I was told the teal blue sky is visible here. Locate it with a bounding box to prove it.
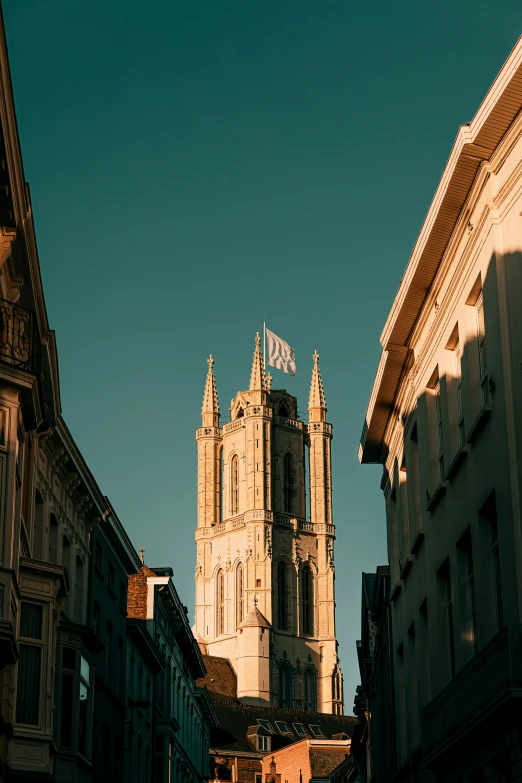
[4,0,522,710]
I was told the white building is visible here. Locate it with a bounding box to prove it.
[194,337,343,715]
[359,35,522,783]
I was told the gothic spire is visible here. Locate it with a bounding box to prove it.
[249,332,267,393]
[308,350,327,422]
[201,354,220,427]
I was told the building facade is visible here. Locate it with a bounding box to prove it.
[127,563,216,782]
[194,339,343,715]
[359,35,522,783]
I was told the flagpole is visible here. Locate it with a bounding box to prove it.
[263,320,266,362]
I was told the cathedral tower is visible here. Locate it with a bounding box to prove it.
[194,336,343,714]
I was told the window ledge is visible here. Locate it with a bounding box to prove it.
[411,529,424,556]
[426,482,448,512]
[400,556,413,582]
[466,405,492,445]
[390,580,403,603]
[444,445,469,482]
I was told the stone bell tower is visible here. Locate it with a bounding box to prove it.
[194,335,343,714]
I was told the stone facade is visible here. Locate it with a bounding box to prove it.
[195,339,342,715]
[359,34,522,783]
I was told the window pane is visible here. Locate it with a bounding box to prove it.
[60,672,74,748]
[80,655,90,685]
[63,646,76,670]
[16,644,41,725]
[20,603,43,639]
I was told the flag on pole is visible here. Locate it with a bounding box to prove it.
[266,328,296,375]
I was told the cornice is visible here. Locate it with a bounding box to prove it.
[361,41,522,463]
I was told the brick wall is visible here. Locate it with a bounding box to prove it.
[262,740,311,783]
[127,565,155,619]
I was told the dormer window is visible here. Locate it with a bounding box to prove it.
[257,734,270,751]
[279,403,289,418]
[237,407,244,419]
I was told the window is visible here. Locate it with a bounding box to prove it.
[278,663,293,709]
[78,655,91,757]
[301,565,313,636]
[476,293,489,406]
[277,560,289,631]
[275,721,292,734]
[119,582,126,611]
[439,560,455,678]
[236,563,244,627]
[481,492,503,631]
[304,668,317,712]
[60,646,76,748]
[435,383,444,482]
[49,513,59,564]
[95,542,103,572]
[108,563,115,593]
[257,734,270,751]
[309,724,324,737]
[231,455,239,515]
[92,602,100,637]
[293,723,308,737]
[283,453,294,514]
[255,776,263,783]
[216,569,225,635]
[105,621,113,679]
[459,530,477,655]
[257,719,273,733]
[455,342,465,447]
[16,603,43,725]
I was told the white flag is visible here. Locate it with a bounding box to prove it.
[266,328,296,375]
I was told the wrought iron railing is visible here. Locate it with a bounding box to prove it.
[0,298,40,374]
[422,624,522,754]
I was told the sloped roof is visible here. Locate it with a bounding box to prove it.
[309,745,351,777]
[239,607,271,629]
[210,701,356,754]
[196,656,238,703]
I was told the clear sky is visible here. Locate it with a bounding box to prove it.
[4,0,522,711]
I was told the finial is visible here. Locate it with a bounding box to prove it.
[201,354,220,424]
[249,333,267,393]
[139,546,145,565]
[266,372,272,391]
[308,349,327,421]
[253,595,259,608]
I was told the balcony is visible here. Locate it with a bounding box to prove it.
[421,624,522,766]
[0,298,40,375]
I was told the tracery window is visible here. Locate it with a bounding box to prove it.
[236,563,244,627]
[216,569,225,636]
[301,565,313,636]
[231,455,239,515]
[304,668,317,712]
[278,663,293,709]
[283,453,294,514]
[277,560,289,631]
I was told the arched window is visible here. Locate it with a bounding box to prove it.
[236,407,244,419]
[304,669,317,712]
[231,455,239,515]
[301,565,313,636]
[277,561,289,631]
[278,663,293,709]
[331,665,341,702]
[279,403,289,418]
[216,569,225,635]
[283,453,294,514]
[236,564,244,627]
